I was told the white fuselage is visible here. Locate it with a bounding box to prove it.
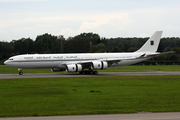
[4,52,151,69]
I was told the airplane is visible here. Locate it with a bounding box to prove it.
[4,31,174,75]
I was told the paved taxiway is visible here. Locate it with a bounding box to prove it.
[0,112,180,120]
[0,71,180,79]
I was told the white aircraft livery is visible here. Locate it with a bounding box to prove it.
[4,31,173,75]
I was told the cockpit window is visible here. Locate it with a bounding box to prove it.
[9,58,13,60]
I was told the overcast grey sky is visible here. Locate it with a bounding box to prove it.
[0,0,180,41]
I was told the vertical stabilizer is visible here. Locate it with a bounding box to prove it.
[135,31,163,53]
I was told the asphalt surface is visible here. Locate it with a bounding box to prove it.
[0,71,180,79]
[0,112,180,120]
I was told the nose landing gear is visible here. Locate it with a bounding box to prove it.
[18,68,23,75]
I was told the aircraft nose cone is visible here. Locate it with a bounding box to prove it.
[4,60,8,65]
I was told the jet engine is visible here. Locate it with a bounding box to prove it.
[92,61,108,70]
[66,64,83,72]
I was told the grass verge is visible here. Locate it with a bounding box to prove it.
[0,76,180,117]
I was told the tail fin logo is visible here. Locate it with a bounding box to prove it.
[150,41,154,45]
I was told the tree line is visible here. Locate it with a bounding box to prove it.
[0,32,180,65]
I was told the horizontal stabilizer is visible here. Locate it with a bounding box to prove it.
[146,51,175,58]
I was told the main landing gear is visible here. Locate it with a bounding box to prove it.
[79,70,98,75]
[18,68,23,75]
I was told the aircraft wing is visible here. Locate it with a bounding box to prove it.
[61,57,136,68]
[62,51,175,67]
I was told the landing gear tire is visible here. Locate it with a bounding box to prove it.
[18,68,23,75]
[79,71,98,75]
[93,71,98,75]
[19,71,23,75]
[90,71,93,74]
[79,71,84,74]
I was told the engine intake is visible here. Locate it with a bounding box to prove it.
[66,64,83,72]
[92,61,108,70]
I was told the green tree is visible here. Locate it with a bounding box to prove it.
[92,43,107,53]
[35,33,57,53]
[111,42,125,52]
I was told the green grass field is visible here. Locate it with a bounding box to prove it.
[1,65,180,74]
[0,76,180,117]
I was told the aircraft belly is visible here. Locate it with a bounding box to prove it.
[15,61,59,69]
[6,62,22,68]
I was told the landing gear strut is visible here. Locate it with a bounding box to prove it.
[79,70,98,75]
[18,68,23,75]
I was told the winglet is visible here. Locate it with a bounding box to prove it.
[135,31,163,53]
